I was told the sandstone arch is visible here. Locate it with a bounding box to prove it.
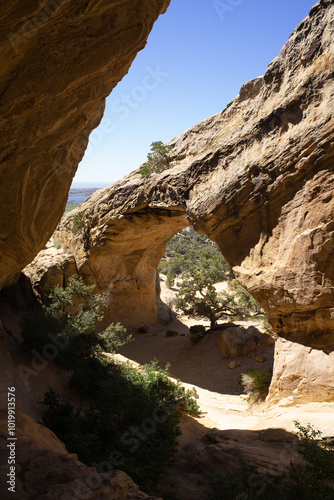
[2,0,334,355]
[2,1,334,497]
[34,0,334,356]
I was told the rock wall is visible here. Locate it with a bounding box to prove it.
[44,0,334,354]
[1,1,170,497]
[0,0,170,290]
[267,338,334,405]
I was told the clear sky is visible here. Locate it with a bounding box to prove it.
[72,0,317,187]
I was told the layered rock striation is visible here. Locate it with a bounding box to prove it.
[0,0,170,290]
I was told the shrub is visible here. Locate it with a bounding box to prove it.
[207,422,334,499]
[288,421,334,499]
[42,360,199,493]
[20,275,132,368]
[21,275,200,493]
[71,211,86,233]
[241,367,272,403]
[208,459,282,500]
[140,141,172,177]
[165,270,175,289]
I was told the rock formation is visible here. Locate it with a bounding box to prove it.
[0,0,170,290]
[0,1,170,498]
[1,0,334,494]
[267,338,334,405]
[23,0,334,405]
[40,0,334,356]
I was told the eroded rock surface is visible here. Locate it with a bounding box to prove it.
[39,0,334,354]
[0,0,170,290]
[268,338,334,405]
[1,1,171,497]
[0,410,161,499]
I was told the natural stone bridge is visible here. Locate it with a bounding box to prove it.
[29,0,334,356]
[1,1,334,497]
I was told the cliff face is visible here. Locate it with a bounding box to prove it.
[1,2,170,498]
[47,0,334,353]
[0,0,170,290]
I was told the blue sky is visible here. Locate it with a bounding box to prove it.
[73,0,317,187]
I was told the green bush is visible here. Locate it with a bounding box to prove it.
[21,275,200,493]
[208,459,282,500]
[288,421,334,499]
[20,309,65,351]
[206,422,334,500]
[42,360,199,492]
[20,275,132,368]
[71,211,86,233]
[140,141,172,177]
[241,367,272,403]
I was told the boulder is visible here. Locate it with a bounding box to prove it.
[217,327,257,359]
[267,338,334,404]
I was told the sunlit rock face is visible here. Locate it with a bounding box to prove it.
[41,1,334,354]
[0,0,170,290]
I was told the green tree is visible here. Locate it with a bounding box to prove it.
[20,274,132,366]
[21,275,200,493]
[71,211,86,233]
[140,141,172,177]
[165,270,175,289]
[176,268,263,328]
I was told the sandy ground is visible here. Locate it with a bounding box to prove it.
[118,275,334,498]
[1,274,334,500]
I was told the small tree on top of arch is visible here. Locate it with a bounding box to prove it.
[140,141,172,177]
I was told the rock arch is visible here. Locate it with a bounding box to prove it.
[18,2,334,418]
[3,1,334,355]
[45,0,334,353]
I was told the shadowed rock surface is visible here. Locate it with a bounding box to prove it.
[1,1,170,498]
[0,410,161,499]
[0,0,170,290]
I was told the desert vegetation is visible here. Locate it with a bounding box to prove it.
[20,276,199,493]
[207,422,334,500]
[140,141,172,177]
[159,229,269,330]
